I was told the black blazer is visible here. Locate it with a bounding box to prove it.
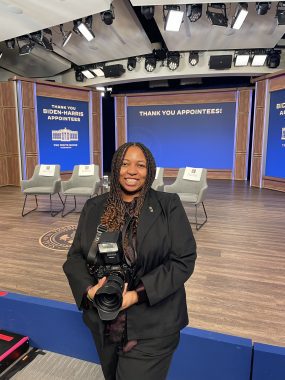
[63,189,196,342]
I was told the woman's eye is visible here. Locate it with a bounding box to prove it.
[122,162,128,167]
[138,164,146,168]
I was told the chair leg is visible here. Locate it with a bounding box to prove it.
[50,193,64,217]
[195,202,208,230]
[22,195,38,217]
[61,195,76,217]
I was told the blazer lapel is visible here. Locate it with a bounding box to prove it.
[137,189,161,249]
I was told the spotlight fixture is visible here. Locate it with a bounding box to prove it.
[256,2,271,15]
[266,49,281,68]
[127,57,137,71]
[0,51,3,59]
[251,50,267,66]
[206,3,228,27]
[276,2,285,25]
[163,5,184,32]
[90,66,105,77]
[81,68,95,79]
[5,39,15,49]
[145,54,157,72]
[234,51,250,66]
[103,64,125,78]
[186,4,203,22]
[19,40,35,56]
[167,52,180,71]
[75,70,84,82]
[232,3,248,29]
[73,16,95,41]
[141,6,155,20]
[189,51,199,66]
[101,4,115,25]
[31,29,53,51]
[60,24,72,47]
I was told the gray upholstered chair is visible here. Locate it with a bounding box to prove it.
[21,164,63,217]
[151,167,165,191]
[164,168,208,230]
[61,164,100,216]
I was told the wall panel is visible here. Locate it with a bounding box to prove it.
[0,81,20,186]
[117,89,251,180]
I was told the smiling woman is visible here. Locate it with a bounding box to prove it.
[63,142,197,380]
[119,146,147,202]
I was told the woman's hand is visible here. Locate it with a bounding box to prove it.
[120,283,138,310]
[87,277,107,300]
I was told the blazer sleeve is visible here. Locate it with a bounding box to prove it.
[62,202,96,309]
[140,193,197,306]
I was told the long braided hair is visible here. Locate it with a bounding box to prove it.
[100,142,156,234]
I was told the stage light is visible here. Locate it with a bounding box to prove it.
[266,50,281,68]
[256,2,271,15]
[101,5,115,25]
[33,29,53,51]
[167,52,180,71]
[145,54,157,72]
[60,24,72,47]
[232,3,248,29]
[127,57,137,71]
[276,2,285,25]
[163,5,184,32]
[81,69,95,79]
[251,50,267,66]
[234,51,250,66]
[73,16,95,41]
[206,3,228,27]
[186,4,202,22]
[189,51,199,66]
[141,6,155,20]
[90,67,105,77]
[75,70,84,82]
[19,40,35,56]
[5,39,15,49]
[96,86,105,91]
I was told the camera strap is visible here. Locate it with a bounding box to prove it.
[87,224,107,265]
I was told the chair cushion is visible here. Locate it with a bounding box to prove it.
[63,187,93,196]
[24,187,56,194]
[177,193,198,203]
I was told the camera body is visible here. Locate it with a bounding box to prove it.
[88,230,134,321]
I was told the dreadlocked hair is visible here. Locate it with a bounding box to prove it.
[100,142,156,233]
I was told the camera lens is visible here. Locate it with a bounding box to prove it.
[94,273,124,320]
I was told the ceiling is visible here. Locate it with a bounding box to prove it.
[0,0,284,88]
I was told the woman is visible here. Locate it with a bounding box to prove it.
[63,142,196,380]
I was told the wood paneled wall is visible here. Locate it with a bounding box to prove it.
[14,78,102,179]
[251,81,267,188]
[0,82,20,186]
[115,89,252,180]
[251,72,285,192]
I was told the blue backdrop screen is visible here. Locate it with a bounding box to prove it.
[265,90,285,178]
[127,103,237,169]
[37,97,90,171]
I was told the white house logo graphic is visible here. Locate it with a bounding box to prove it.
[282,127,285,140]
[52,128,78,142]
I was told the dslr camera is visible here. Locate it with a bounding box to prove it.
[87,230,134,321]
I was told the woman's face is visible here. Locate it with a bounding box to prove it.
[119,146,147,201]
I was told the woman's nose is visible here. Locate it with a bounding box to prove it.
[127,164,138,174]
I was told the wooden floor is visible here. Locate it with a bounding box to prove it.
[1,181,285,347]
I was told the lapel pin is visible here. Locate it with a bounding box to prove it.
[149,206,153,213]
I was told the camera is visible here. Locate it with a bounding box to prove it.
[88,230,134,321]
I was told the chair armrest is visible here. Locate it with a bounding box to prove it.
[164,183,180,193]
[53,179,62,193]
[21,179,35,191]
[61,180,73,192]
[92,179,101,195]
[196,185,208,204]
